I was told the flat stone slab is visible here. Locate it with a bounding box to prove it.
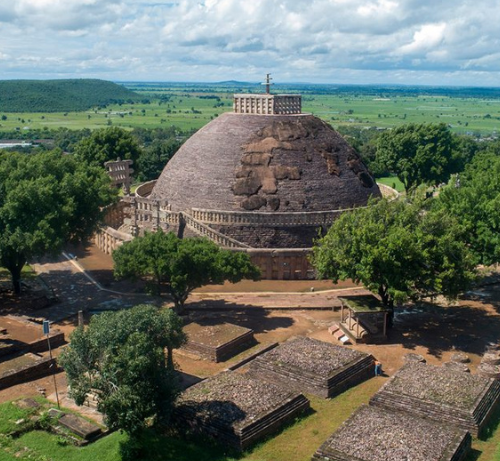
[312,405,471,461]
[58,413,102,440]
[15,398,41,410]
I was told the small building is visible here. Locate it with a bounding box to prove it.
[338,295,390,344]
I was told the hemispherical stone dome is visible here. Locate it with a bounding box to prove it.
[151,112,380,214]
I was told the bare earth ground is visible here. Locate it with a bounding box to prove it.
[1,243,500,417]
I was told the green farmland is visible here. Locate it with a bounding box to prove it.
[1,82,500,136]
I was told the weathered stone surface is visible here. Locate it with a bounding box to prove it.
[443,361,470,373]
[370,362,500,436]
[240,196,267,211]
[241,153,273,166]
[312,405,471,461]
[176,371,309,450]
[404,352,426,363]
[233,176,262,196]
[182,322,256,362]
[267,197,280,211]
[58,413,102,440]
[151,113,380,214]
[451,352,470,364]
[249,336,373,398]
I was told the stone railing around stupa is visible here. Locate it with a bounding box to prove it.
[189,208,350,228]
[182,212,252,249]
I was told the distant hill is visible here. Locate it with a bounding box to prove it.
[0,79,139,112]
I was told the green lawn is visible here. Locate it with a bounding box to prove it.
[376,175,405,193]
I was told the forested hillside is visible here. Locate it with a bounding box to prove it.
[0,79,139,112]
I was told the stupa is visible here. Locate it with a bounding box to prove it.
[96,76,385,279]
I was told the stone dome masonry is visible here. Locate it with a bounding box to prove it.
[96,81,386,279]
[151,112,379,214]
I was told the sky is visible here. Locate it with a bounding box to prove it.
[1,0,500,86]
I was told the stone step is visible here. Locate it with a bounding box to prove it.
[328,324,340,335]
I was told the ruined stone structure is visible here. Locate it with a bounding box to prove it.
[104,158,134,195]
[312,405,471,461]
[369,362,500,436]
[182,322,256,362]
[248,336,374,398]
[96,84,391,279]
[176,370,310,450]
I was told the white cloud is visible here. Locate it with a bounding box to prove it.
[0,0,500,85]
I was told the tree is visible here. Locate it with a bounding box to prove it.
[0,150,116,293]
[59,305,186,435]
[312,197,475,311]
[136,138,181,182]
[73,126,142,168]
[434,150,500,265]
[376,123,462,193]
[113,231,260,312]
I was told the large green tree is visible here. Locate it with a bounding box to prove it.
[73,127,142,168]
[59,305,186,435]
[0,150,116,293]
[136,138,181,182]
[312,198,475,310]
[434,150,500,265]
[113,231,260,312]
[376,123,462,193]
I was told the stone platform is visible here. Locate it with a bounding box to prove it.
[182,322,255,362]
[248,336,374,398]
[312,405,471,461]
[369,362,500,436]
[175,370,309,450]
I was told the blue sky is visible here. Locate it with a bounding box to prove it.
[1,0,500,86]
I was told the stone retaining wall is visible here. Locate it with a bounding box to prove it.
[0,356,59,390]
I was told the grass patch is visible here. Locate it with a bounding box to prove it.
[376,175,405,193]
[0,402,37,434]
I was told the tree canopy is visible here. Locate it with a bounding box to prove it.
[434,149,500,265]
[113,231,260,311]
[0,150,116,293]
[136,138,181,182]
[312,197,476,309]
[59,305,185,435]
[73,127,143,169]
[0,79,138,112]
[376,123,462,193]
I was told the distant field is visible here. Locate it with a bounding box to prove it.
[1,83,500,135]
